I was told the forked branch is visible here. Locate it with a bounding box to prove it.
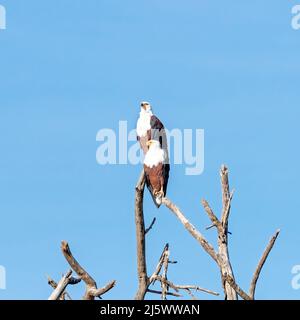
[61,241,116,300]
[148,244,219,299]
[48,270,80,300]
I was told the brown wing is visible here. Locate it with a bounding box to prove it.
[150,115,169,165]
[150,115,164,147]
[144,162,169,208]
[162,163,170,196]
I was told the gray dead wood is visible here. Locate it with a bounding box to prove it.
[162,165,280,300]
[249,229,280,299]
[61,241,116,300]
[47,275,74,300]
[48,270,74,300]
[134,170,149,300]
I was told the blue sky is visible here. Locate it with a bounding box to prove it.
[0,0,299,300]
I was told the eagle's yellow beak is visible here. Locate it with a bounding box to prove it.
[146,140,153,148]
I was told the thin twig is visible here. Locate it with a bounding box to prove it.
[202,199,222,232]
[147,289,182,298]
[161,246,170,300]
[206,224,217,230]
[149,244,169,285]
[176,285,219,296]
[145,218,157,235]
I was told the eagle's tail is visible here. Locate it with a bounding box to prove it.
[147,187,162,208]
[155,194,163,208]
[149,190,161,208]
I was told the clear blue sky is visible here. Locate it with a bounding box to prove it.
[0,1,299,300]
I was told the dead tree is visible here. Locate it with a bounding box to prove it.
[161,165,280,300]
[134,171,218,300]
[48,241,116,300]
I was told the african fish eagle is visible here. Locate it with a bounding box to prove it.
[136,101,169,164]
[144,140,170,208]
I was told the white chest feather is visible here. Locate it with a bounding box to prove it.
[144,146,165,168]
[136,110,152,137]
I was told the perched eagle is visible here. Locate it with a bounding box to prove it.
[144,140,170,208]
[136,102,169,164]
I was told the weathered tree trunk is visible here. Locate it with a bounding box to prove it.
[134,171,149,300]
[218,165,238,300]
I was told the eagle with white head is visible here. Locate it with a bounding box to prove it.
[136,101,169,161]
[144,140,169,207]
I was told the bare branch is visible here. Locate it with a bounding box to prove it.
[147,289,182,298]
[176,285,219,296]
[205,224,217,230]
[249,229,280,299]
[61,241,116,300]
[162,197,219,263]
[153,275,219,298]
[161,246,170,300]
[88,280,116,299]
[48,270,73,300]
[220,165,230,210]
[221,190,234,229]
[61,241,96,288]
[220,165,234,228]
[47,275,74,300]
[202,199,222,232]
[47,276,58,290]
[149,244,169,284]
